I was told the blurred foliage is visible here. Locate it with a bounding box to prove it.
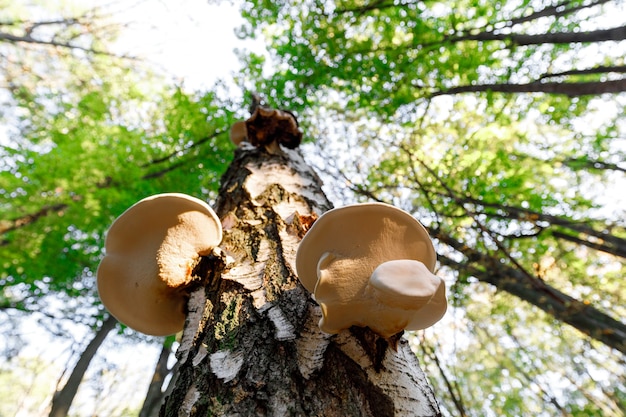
[232,0,626,415]
[0,354,60,417]
[0,5,237,315]
[0,2,238,414]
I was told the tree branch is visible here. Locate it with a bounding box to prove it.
[430,79,626,98]
[551,230,626,258]
[436,236,626,354]
[0,30,119,57]
[334,0,414,15]
[351,144,626,351]
[419,341,469,417]
[140,129,228,167]
[0,11,136,59]
[0,203,68,238]
[491,0,610,31]
[562,156,626,173]
[141,160,189,180]
[458,196,626,258]
[538,65,626,81]
[448,24,626,46]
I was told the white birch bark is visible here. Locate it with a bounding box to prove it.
[160,141,441,417]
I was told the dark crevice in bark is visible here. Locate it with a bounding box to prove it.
[350,326,404,372]
[310,343,396,417]
[190,252,225,293]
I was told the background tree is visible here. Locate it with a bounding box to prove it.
[49,315,117,417]
[139,336,179,417]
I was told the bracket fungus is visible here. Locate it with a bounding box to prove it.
[97,193,222,336]
[229,107,302,150]
[295,203,447,338]
[229,121,248,146]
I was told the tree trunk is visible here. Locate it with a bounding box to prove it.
[160,141,441,416]
[48,315,117,417]
[139,338,175,417]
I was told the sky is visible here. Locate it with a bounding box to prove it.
[0,0,257,147]
[103,0,261,89]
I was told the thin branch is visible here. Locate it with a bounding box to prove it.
[474,325,569,416]
[430,79,626,98]
[493,0,610,31]
[0,10,137,60]
[401,146,444,229]
[334,0,414,15]
[0,31,124,57]
[537,65,626,81]
[1,203,68,238]
[551,230,626,257]
[141,128,228,167]
[562,156,626,173]
[141,160,189,180]
[447,24,626,46]
[419,341,469,417]
[457,195,626,258]
[391,143,626,258]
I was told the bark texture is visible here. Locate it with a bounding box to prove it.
[160,142,441,416]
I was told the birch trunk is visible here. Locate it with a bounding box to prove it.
[160,140,441,416]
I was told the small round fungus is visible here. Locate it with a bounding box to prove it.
[230,121,248,146]
[295,203,446,338]
[97,193,222,336]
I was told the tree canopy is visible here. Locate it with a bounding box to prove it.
[233,0,625,414]
[1,0,625,416]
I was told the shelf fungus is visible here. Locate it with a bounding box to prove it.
[295,203,447,338]
[97,193,223,336]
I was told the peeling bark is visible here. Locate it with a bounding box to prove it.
[160,142,441,416]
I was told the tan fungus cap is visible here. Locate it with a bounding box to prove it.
[97,193,222,336]
[229,121,248,146]
[296,203,446,337]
